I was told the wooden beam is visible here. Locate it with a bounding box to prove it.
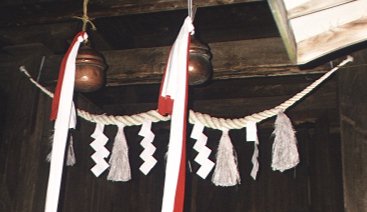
[0,0,262,27]
[40,37,330,86]
[338,49,367,211]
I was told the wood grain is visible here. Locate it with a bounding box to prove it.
[0,0,262,27]
[40,38,329,86]
[338,48,367,212]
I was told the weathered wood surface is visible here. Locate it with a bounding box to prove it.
[0,52,52,212]
[0,0,262,27]
[0,2,278,54]
[297,17,367,64]
[338,49,367,211]
[309,115,344,211]
[40,38,330,86]
[283,0,354,19]
[269,0,367,64]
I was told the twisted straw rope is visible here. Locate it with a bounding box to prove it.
[73,0,96,32]
[19,56,352,130]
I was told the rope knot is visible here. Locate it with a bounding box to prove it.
[73,15,97,32]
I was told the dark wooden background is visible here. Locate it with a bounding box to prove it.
[0,57,345,212]
[1,0,367,211]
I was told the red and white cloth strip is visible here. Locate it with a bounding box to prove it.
[45,31,88,212]
[158,16,194,212]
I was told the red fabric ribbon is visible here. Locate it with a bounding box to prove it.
[50,31,86,121]
[157,16,193,212]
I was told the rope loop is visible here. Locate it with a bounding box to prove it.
[19,56,353,130]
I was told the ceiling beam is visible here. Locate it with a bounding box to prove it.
[39,37,330,86]
[0,0,263,27]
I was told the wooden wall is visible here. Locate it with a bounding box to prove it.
[0,56,345,211]
[339,49,367,212]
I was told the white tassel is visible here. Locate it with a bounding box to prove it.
[47,102,77,165]
[211,129,241,186]
[46,133,54,162]
[107,123,131,182]
[46,132,76,167]
[66,134,76,166]
[272,113,299,172]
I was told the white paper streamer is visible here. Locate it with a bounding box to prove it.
[90,123,110,177]
[246,121,259,180]
[211,129,241,186]
[138,121,157,175]
[107,123,131,181]
[190,122,214,179]
[272,113,299,172]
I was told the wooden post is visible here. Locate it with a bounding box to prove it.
[338,49,367,211]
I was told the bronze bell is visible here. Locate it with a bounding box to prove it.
[75,44,107,92]
[188,36,212,85]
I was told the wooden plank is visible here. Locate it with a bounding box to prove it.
[268,0,367,64]
[0,0,262,27]
[40,37,330,87]
[308,115,344,211]
[338,49,367,212]
[0,2,278,52]
[283,0,355,19]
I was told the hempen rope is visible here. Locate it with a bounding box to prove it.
[19,56,353,130]
[73,0,96,32]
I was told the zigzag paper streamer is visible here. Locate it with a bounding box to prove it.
[138,121,157,175]
[90,123,110,177]
[190,123,214,179]
[246,121,259,180]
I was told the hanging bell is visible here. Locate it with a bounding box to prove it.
[188,36,212,86]
[75,44,107,92]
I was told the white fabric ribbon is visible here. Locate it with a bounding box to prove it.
[159,16,194,212]
[44,32,87,212]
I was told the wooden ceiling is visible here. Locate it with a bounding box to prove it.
[0,0,339,126]
[0,0,277,53]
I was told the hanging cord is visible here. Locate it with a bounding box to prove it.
[188,0,193,19]
[73,0,96,32]
[188,0,198,21]
[19,56,353,130]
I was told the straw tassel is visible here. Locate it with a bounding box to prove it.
[107,123,131,181]
[211,129,240,186]
[65,134,76,166]
[272,113,299,172]
[46,103,77,166]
